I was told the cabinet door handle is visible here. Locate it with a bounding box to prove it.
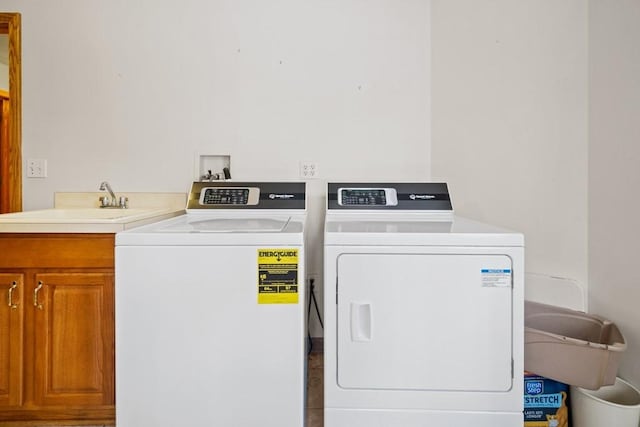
[34,281,44,310]
[7,281,18,309]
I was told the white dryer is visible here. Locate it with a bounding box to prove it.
[324,182,524,427]
[115,181,307,427]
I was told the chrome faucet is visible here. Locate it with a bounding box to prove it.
[99,181,128,208]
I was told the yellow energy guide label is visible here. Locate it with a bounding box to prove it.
[258,248,299,304]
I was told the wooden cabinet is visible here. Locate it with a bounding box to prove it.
[0,234,115,425]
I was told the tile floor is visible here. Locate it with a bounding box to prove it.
[29,351,325,427]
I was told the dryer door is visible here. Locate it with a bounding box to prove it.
[337,253,514,392]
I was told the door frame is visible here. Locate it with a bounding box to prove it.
[0,13,21,213]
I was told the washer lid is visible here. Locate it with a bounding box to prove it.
[115,213,305,246]
[161,217,290,233]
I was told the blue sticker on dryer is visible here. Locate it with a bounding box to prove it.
[481,269,512,287]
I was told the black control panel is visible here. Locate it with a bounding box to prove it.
[202,188,249,205]
[340,189,387,206]
[187,182,306,210]
[327,182,453,211]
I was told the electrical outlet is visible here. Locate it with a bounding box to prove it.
[27,159,47,178]
[299,161,318,179]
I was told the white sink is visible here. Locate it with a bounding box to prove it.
[0,208,169,222]
[0,207,183,233]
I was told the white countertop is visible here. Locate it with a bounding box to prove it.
[0,192,186,233]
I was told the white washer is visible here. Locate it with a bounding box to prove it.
[115,181,307,427]
[324,182,524,427]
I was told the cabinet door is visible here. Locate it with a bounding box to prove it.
[0,273,24,407]
[32,273,114,406]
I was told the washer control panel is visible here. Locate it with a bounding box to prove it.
[187,182,306,210]
[199,187,260,206]
[338,188,398,206]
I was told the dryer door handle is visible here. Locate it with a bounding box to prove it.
[350,302,372,342]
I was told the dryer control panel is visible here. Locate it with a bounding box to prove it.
[328,182,453,211]
[338,188,398,206]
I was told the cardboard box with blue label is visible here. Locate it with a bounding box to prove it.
[524,372,570,427]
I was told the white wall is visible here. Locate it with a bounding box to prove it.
[589,0,640,387]
[431,0,589,286]
[3,0,431,336]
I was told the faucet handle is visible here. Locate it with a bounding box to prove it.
[100,196,111,207]
[119,196,129,208]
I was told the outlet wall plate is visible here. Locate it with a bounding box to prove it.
[299,161,318,179]
[27,159,47,178]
